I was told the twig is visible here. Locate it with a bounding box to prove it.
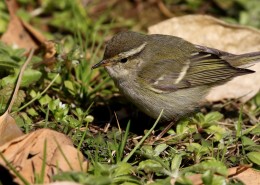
[114,111,121,133]
[7,49,34,113]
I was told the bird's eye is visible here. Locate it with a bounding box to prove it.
[120,58,128,63]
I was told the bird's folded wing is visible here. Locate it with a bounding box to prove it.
[138,52,253,93]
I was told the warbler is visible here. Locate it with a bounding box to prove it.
[92,31,260,122]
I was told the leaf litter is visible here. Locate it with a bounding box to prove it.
[0,47,88,184]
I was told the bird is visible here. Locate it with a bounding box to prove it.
[92,31,260,123]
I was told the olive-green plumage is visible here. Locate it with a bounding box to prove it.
[92,31,260,121]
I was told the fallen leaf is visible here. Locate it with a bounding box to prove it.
[228,166,260,185]
[32,40,58,70]
[177,166,260,185]
[1,0,46,51]
[0,112,23,146]
[148,15,260,102]
[0,48,83,184]
[21,19,46,44]
[1,0,37,50]
[0,128,89,184]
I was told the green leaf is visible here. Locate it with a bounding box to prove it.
[176,119,190,135]
[204,112,223,124]
[148,177,171,185]
[247,152,260,165]
[205,125,227,141]
[113,162,133,177]
[83,175,112,185]
[0,68,42,87]
[140,145,155,156]
[0,74,17,87]
[182,160,228,176]
[29,90,37,98]
[64,80,75,95]
[171,155,182,177]
[39,95,52,106]
[241,136,256,146]
[138,159,163,173]
[202,170,213,184]
[210,175,226,185]
[250,125,260,135]
[193,112,223,128]
[67,116,80,128]
[242,124,260,135]
[175,176,193,185]
[202,170,229,185]
[21,69,42,86]
[244,145,260,152]
[154,144,168,156]
[27,108,39,116]
[48,73,62,84]
[186,143,209,154]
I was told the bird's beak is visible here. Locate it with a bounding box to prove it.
[91,59,111,69]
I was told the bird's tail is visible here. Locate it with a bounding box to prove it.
[224,51,260,68]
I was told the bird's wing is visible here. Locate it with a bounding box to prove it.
[194,45,233,57]
[196,44,260,68]
[138,51,254,93]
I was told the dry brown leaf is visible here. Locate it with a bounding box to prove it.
[186,173,203,185]
[173,166,260,185]
[21,19,46,44]
[0,129,89,184]
[0,112,23,146]
[43,41,57,59]
[32,40,58,70]
[228,166,260,185]
[1,0,46,51]
[148,15,260,102]
[1,0,37,50]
